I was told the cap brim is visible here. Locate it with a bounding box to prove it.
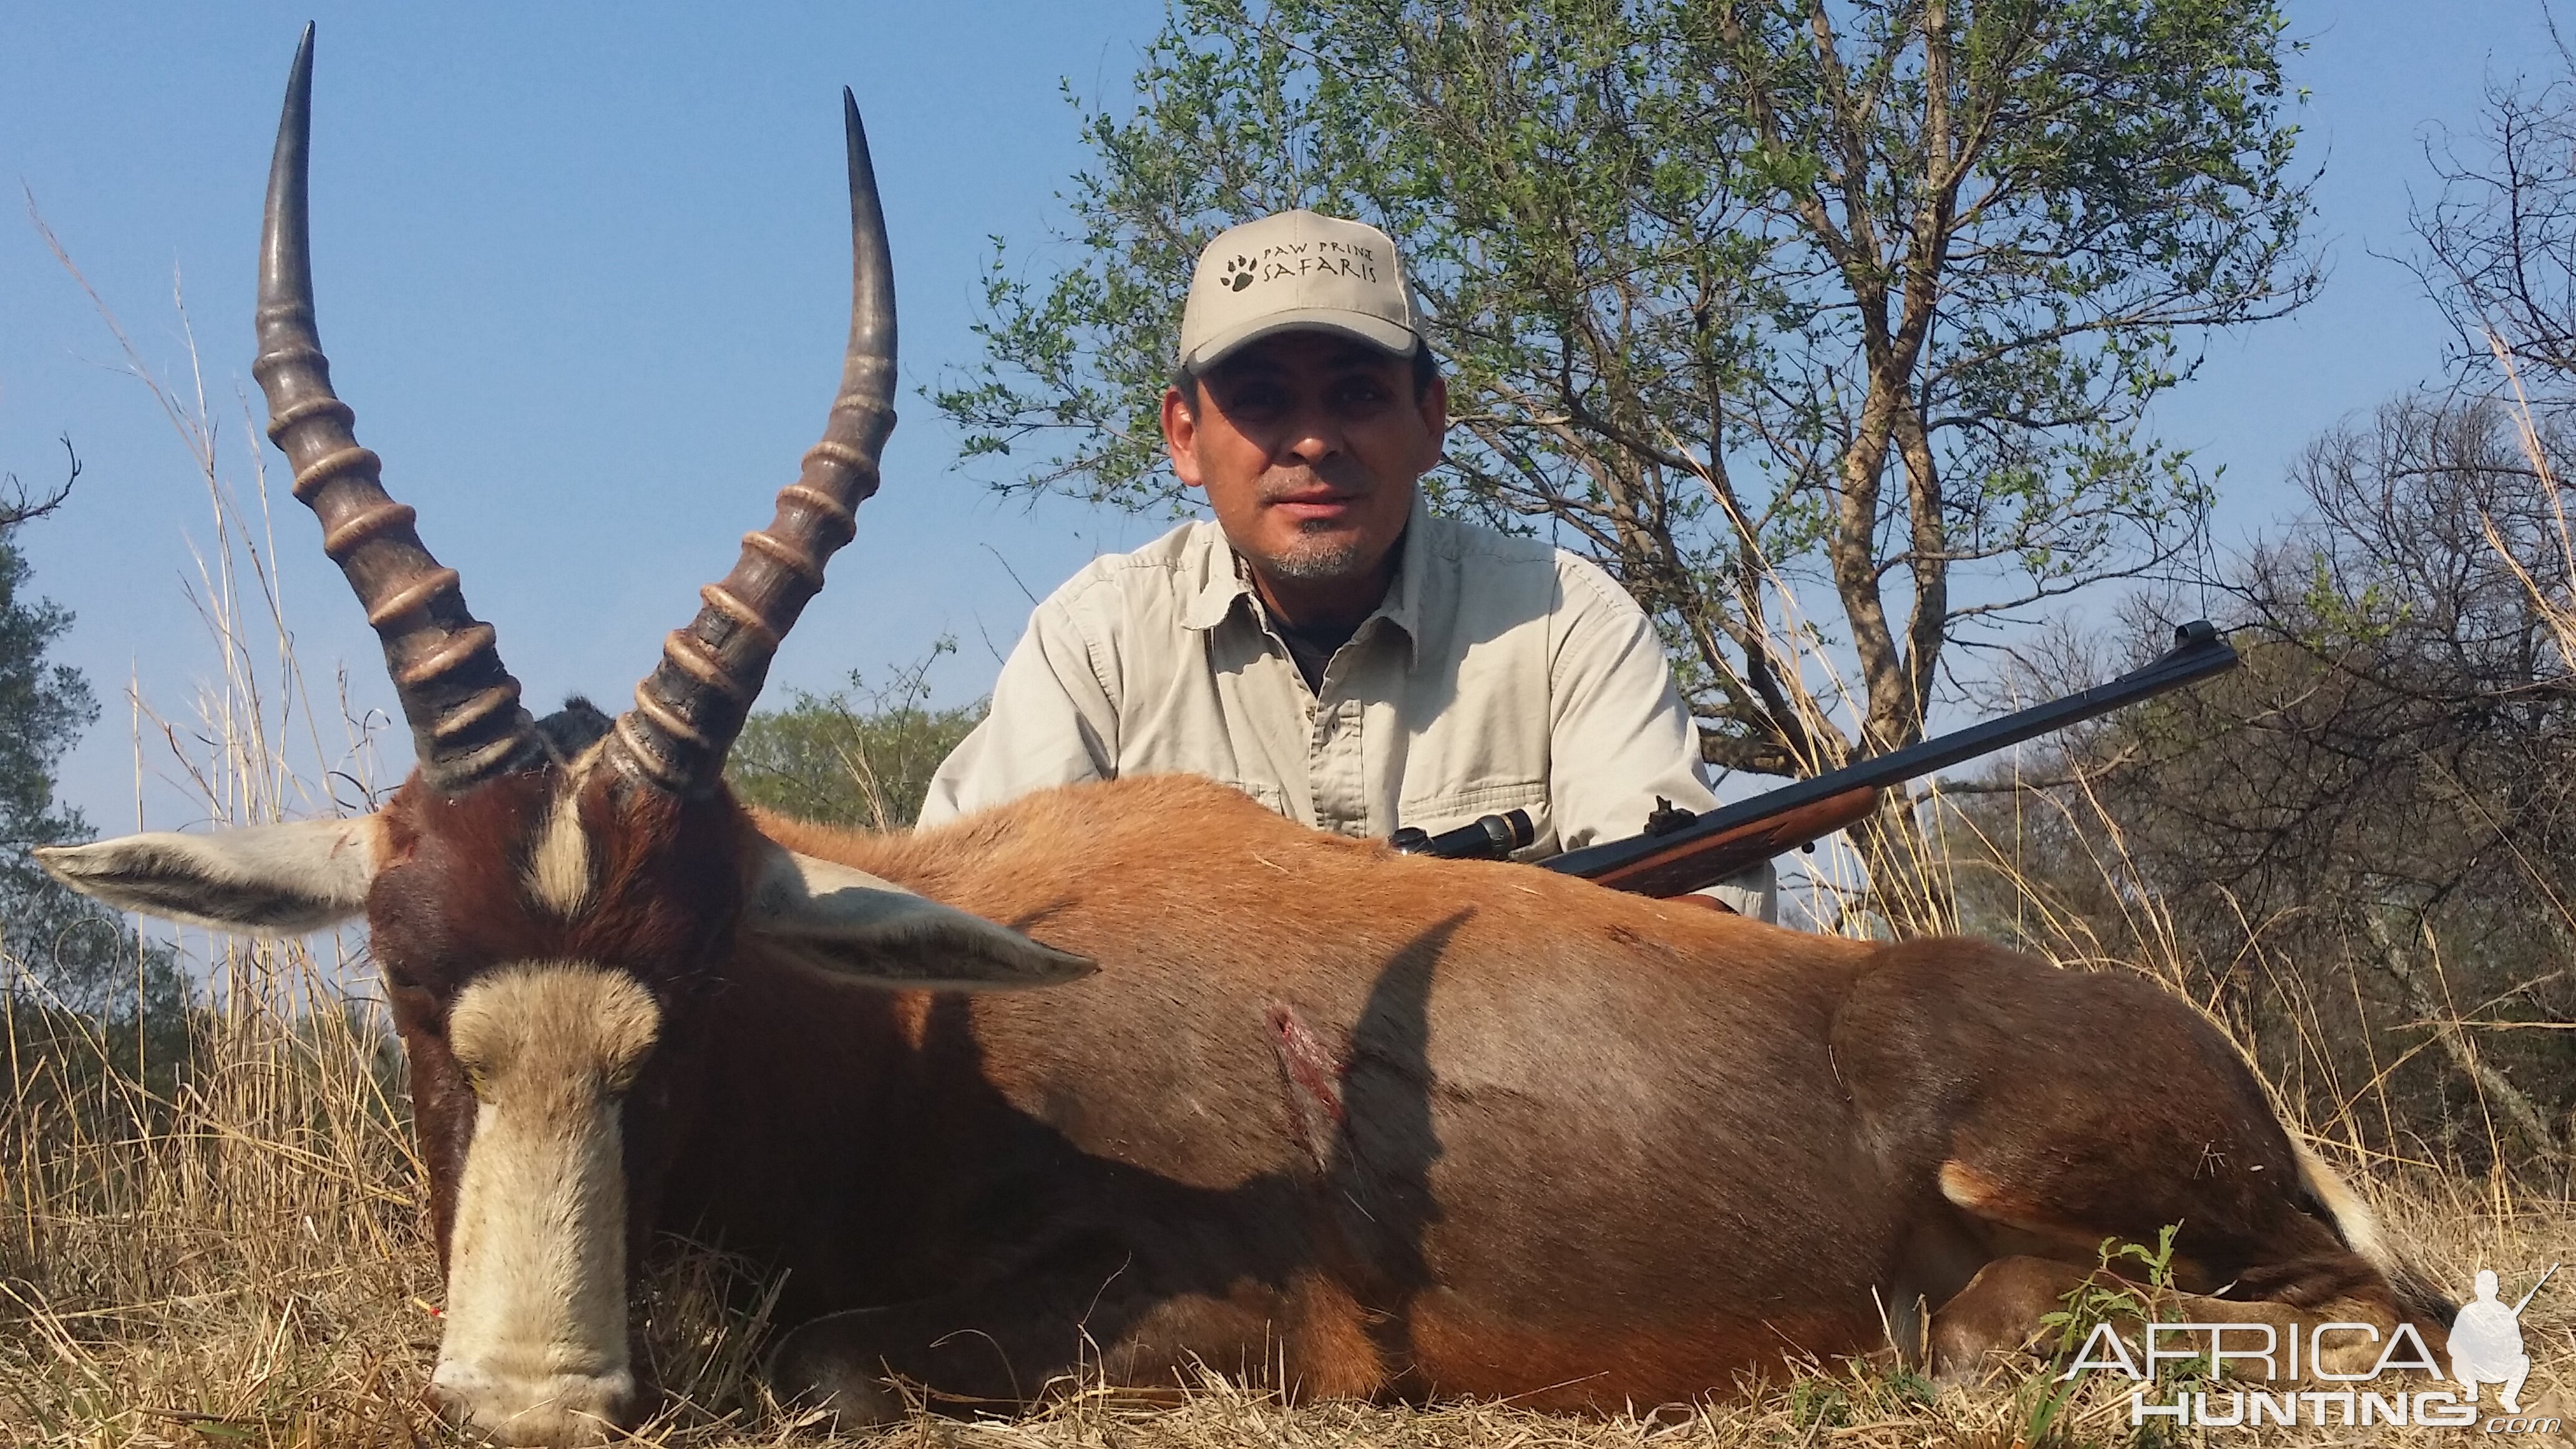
[1183,308,1420,371]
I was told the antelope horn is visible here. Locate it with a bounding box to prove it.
[605,89,896,797]
[254,26,542,792]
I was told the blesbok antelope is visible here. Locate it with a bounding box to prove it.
[41,30,2449,1447]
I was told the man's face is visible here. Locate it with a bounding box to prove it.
[1162,330,1445,608]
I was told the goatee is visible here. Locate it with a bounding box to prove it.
[1259,529,1372,582]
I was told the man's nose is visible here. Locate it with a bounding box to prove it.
[1278,403,1344,465]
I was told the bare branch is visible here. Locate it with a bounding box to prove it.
[0,436,81,533]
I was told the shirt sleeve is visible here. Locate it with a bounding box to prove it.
[916,582,1122,829]
[1544,554,1720,852]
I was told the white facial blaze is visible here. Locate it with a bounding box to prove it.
[524,788,595,917]
[431,964,658,1445]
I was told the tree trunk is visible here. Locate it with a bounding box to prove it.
[2358,907,2569,1171]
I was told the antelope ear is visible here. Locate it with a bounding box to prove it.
[745,839,1094,991]
[34,817,379,935]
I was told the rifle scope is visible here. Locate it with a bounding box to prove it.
[1390,809,1536,861]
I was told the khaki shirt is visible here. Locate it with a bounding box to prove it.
[920,494,1774,915]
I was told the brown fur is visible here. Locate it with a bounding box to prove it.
[340,768,2435,1431]
[703,776,2429,1408]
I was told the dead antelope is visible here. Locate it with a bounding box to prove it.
[41,30,2451,1447]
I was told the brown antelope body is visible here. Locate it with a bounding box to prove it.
[41,32,2450,1447]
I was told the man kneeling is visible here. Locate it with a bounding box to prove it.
[920,210,1774,917]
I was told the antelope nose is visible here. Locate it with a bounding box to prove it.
[426,1360,640,1446]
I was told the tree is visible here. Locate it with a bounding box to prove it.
[2415,29,2576,393]
[726,643,985,831]
[939,0,2317,920]
[0,446,182,1054]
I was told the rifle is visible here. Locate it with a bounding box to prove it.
[1544,620,2240,896]
[1395,622,2240,894]
[2512,1262,2559,1317]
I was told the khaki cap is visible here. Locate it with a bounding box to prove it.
[1178,210,1420,370]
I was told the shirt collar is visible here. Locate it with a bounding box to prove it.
[1179,490,1430,670]
[1179,520,1257,631]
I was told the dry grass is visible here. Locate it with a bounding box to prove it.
[6,308,2575,1449]
[3,1023,2570,1449]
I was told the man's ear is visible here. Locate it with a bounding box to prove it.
[1418,371,1449,445]
[1162,385,1206,490]
[35,817,379,935]
[745,839,1094,991]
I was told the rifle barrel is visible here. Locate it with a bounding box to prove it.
[2512,1262,2559,1316]
[1545,620,2240,890]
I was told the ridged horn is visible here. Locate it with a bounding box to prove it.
[253,26,542,793]
[605,88,896,797]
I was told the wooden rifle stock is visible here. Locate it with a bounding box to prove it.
[1579,786,1880,897]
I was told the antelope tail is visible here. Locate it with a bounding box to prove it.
[2292,1141,2456,1326]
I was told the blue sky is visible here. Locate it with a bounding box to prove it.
[0,2,2564,831]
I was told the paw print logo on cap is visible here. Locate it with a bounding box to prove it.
[1222,256,1256,291]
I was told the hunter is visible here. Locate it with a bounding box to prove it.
[919,209,1775,919]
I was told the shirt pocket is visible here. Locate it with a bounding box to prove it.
[1213,775,1294,821]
